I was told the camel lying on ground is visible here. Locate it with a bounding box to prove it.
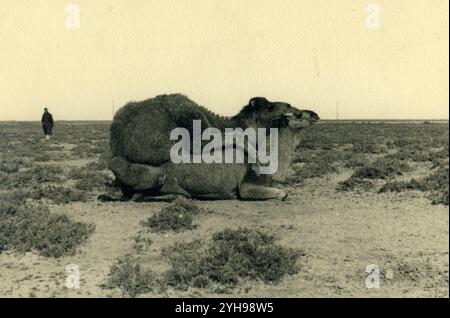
[100,94,319,201]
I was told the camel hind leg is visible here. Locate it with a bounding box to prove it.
[98,156,165,202]
[109,156,166,191]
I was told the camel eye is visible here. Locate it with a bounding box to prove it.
[294,111,303,118]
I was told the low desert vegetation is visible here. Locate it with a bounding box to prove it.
[387,147,432,162]
[0,159,22,173]
[142,197,206,232]
[289,161,336,182]
[31,165,65,183]
[351,142,388,154]
[351,158,411,180]
[162,228,302,290]
[290,122,448,206]
[379,167,449,205]
[105,255,156,297]
[71,143,106,159]
[29,184,89,204]
[68,168,111,192]
[0,164,63,186]
[288,147,345,183]
[85,155,109,171]
[336,157,411,190]
[132,231,153,253]
[336,176,374,192]
[0,190,95,257]
[105,227,302,296]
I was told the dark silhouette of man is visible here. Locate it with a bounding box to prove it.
[41,107,54,140]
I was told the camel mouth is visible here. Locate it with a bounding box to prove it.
[276,110,319,131]
[309,114,320,123]
[294,110,320,123]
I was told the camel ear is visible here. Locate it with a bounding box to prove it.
[249,97,269,110]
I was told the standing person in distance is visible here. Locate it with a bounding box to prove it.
[41,107,54,140]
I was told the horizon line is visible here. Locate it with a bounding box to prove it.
[0,118,448,122]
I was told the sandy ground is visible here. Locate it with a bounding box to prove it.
[0,170,448,298]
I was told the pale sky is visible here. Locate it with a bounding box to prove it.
[0,0,448,120]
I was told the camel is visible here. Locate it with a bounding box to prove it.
[100,94,319,201]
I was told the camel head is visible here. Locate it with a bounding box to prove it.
[237,97,319,183]
[237,97,319,131]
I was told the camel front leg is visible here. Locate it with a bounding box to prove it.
[238,183,287,201]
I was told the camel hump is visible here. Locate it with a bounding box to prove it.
[110,94,212,165]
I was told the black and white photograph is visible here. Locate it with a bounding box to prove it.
[0,0,448,302]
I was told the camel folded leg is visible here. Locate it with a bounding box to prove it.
[192,193,237,200]
[97,194,123,202]
[132,193,182,202]
[238,183,287,201]
[158,176,191,197]
[109,156,166,191]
